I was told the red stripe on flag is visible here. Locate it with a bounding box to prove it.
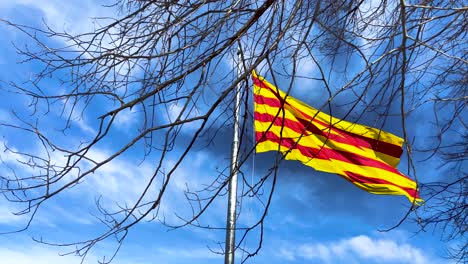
[255,111,370,148]
[256,131,413,181]
[252,76,270,89]
[345,171,420,199]
[255,112,325,137]
[254,94,403,159]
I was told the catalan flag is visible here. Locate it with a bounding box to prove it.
[252,71,422,205]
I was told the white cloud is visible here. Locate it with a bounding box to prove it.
[0,237,154,264]
[278,247,296,261]
[167,103,184,122]
[0,203,27,224]
[55,96,97,135]
[0,138,37,174]
[299,59,317,77]
[277,235,443,264]
[298,243,332,262]
[0,0,110,36]
[155,246,222,260]
[114,107,139,131]
[75,118,97,135]
[357,0,398,58]
[0,246,87,264]
[71,146,216,224]
[2,0,143,77]
[346,235,427,263]
[0,145,94,227]
[0,119,217,225]
[0,108,13,123]
[78,148,155,205]
[0,239,218,264]
[165,102,202,132]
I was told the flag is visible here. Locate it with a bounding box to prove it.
[252,71,422,205]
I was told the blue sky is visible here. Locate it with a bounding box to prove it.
[0,1,459,264]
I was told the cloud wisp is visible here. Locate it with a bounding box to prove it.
[276,235,443,264]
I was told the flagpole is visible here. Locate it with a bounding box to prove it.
[225,47,242,264]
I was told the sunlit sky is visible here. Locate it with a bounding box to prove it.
[0,1,455,264]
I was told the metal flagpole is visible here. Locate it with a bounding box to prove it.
[224,47,242,264]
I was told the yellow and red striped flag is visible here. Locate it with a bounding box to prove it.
[252,71,422,205]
